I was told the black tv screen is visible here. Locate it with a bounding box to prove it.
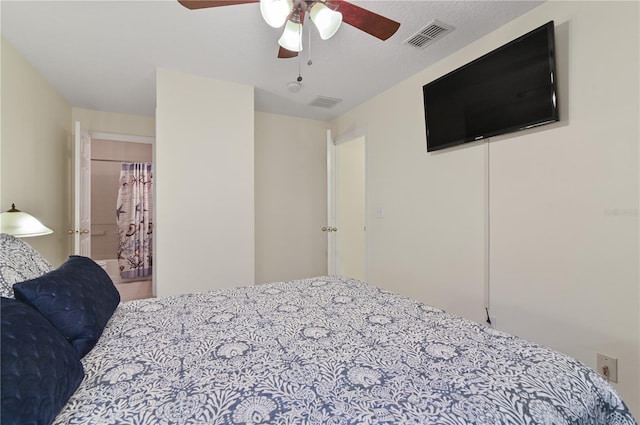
[423,21,559,152]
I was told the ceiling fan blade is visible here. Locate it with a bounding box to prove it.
[278,46,298,59]
[178,0,258,10]
[331,0,400,41]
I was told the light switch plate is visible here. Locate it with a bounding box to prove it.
[596,353,618,383]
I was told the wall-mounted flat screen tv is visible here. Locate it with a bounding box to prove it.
[423,21,559,152]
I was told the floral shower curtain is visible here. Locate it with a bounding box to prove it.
[116,162,153,279]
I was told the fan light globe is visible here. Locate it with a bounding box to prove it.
[278,20,304,52]
[260,0,292,28]
[310,2,342,40]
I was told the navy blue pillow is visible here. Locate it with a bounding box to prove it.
[1,297,84,425]
[13,256,121,358]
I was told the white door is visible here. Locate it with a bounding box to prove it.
[326,130,366,280]
[72,121,91,256]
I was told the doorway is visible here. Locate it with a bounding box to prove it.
[327,130,367,281]
[73,125,155,301]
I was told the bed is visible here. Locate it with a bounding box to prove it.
[1,233,636,425]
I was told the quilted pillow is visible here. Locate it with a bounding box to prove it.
[1,297,84,425]
[0,233,53,298]
[13,255,121,358]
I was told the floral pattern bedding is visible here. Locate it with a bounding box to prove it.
[54,276,636,425]
[0,233,52,298]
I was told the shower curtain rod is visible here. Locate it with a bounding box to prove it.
[92,159,152,164]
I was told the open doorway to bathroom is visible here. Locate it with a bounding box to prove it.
[90,136,153,301]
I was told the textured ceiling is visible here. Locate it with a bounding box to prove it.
[1,0,543,121]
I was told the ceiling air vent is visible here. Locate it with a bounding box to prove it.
[403,20,454,49]
[309,96,342,109]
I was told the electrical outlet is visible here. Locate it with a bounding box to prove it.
[596,353,618,383]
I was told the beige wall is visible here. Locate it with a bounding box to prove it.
[155,68,254,297]
[489,2,638,415]
[254,112,327,283]
[332,1,639,415]
[0,37,72,266]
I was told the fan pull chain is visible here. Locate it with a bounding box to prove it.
[297,22,303,82]
[308,26,313,66]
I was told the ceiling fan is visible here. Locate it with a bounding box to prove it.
[178,0,401,58]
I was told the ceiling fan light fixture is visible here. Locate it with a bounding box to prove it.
[278,19,304,52]
[260,0,292,28]
[310,2,342,40]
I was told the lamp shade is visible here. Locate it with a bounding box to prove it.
[310,2,342,40]
[0,204,53,237]
[278,19,304,52]
[260,0,292,28]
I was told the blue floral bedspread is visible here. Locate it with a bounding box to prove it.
[54,276,636,424]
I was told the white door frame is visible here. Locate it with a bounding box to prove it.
[327,128,368,280]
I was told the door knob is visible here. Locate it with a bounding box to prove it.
[330,227,337,232]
